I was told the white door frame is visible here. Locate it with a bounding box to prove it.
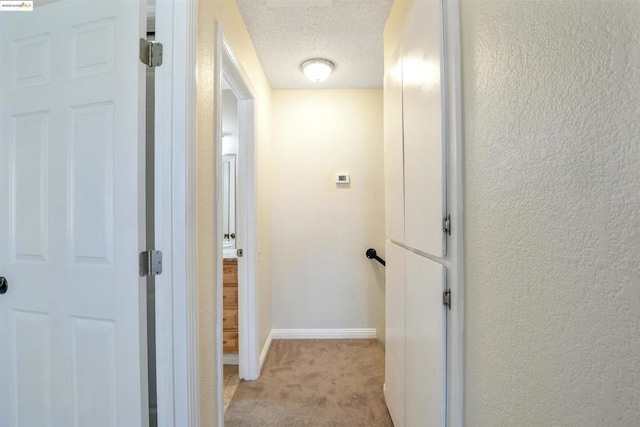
[153,1,200,426]
[222,34,260,382]
[214,22,261,425]
[442,0,464,426]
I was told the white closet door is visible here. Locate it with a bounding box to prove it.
[0,1,148,426]
[384,241,406,427]
[405,251,445,427]
[384,49,405,244]
[402,0,446,257]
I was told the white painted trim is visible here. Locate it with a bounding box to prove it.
[221,39,257,99]
[442,1,464,426]
[259,330,274,370]
[223,354,239,365]
[184,0,200,423]
[154,1,199,427]
[271,329,378,340]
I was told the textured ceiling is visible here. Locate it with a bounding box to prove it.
[236,0,393,89]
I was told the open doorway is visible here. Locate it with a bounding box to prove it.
[220,84,240,411]
[215,30,261,421]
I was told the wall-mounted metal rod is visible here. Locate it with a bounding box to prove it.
[366,248,386,266]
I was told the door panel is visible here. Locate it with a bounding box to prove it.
[12,111,49,263]
[12,311,52,427]
[384,49,405,244]
[402,0,446,257]
[384,241,406,427]
[405,251,445,427]
[69,102,115,265]
[0,1,147,426]
[71,317,117,427]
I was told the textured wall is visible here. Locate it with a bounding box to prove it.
[271,89,386,342]
[197,1,272,425]
[460,1,640,425]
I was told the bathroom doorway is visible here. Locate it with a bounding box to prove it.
[215,28,260,423]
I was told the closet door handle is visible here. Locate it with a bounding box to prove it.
[0,277,8,294]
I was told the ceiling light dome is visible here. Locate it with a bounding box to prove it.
[300,58,336,83]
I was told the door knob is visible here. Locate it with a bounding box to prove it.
[0,277,7,294]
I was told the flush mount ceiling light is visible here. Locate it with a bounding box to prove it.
[300,58,336,83]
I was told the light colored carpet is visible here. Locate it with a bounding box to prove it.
[224,339,393,427]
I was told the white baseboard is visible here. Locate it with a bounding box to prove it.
[223,353,239,365]
[259,330,274,371]
[271,328,378,340]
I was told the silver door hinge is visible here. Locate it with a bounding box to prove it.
[139,38,163,67]
[139,250,163,277]
[443,290,451,310]
[443,214,451,236]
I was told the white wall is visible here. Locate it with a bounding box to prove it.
[271,89,386,342]
[460,1,640,425]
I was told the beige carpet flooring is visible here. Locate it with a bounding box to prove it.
[224,339,393,427]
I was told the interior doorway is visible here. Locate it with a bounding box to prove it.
[215,28,260,424]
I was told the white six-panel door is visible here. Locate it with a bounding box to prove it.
[0,1,148,426]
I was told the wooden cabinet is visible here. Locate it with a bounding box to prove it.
[223,259,238,353]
